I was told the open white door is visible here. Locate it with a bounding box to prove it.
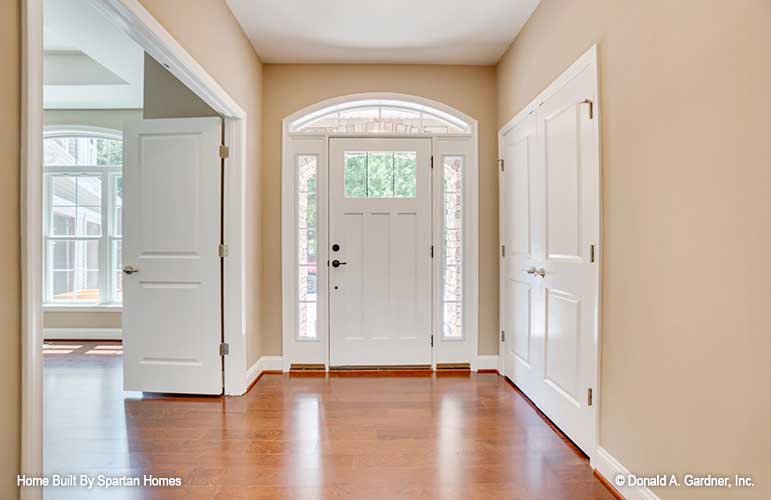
[329,137,432,366]
[500,51,599,456]
[122,117,223,395]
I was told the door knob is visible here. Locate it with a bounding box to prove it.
[522,267,537,275]
[534,267,546,278]
[331,259,347,268]
[122,265,139,275]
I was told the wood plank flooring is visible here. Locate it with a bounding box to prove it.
[43,341,616,499]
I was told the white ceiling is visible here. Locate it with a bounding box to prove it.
[225,0,541,65]
[44,0,144,109]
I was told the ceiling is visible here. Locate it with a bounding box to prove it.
[225,0,541,65]
[44,0,144,109]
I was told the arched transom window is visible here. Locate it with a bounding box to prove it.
[289,99,472,135]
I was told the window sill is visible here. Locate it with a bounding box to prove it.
[42,304,122,313]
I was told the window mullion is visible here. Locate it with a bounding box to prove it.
[98,172,111,304]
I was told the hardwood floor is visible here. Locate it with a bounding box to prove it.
[44,342,616,499]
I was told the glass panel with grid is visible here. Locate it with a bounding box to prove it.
[344,151,416,198]
[297,155,318,339]
[442,156,463,338]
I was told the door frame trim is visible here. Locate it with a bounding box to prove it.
[281,93,479,371]
[497,44,602,462]
[21,0,250,494]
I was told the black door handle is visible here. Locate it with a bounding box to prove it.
[331,259,347,268]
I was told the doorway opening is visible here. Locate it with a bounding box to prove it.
[282,94,480,370]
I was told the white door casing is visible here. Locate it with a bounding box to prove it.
[122,117,223,395]
[328,137,432,366]
[499,46,600,457]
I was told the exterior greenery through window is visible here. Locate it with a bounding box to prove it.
[44,133,123,305]
[344,151,416,198]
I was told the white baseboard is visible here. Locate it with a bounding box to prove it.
[592,447,661,500]
[246,355,284,390]
[44,328,122,340]
[475,355,499,371]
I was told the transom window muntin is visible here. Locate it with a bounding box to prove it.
[43,130,123,305]
[290,99,471,135]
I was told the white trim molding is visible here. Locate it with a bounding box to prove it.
[592,447,662,500]
[475,355,499,371]
[246,356,284,391]
[43,328,122,341]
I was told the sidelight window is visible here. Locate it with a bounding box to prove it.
[297,155,318,339]
[442,156,464,338]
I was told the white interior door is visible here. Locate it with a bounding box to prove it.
[122,117,223,395]
[329,137,432,366]
[500,61,599,455]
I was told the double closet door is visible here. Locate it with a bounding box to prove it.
[500,59,599,455]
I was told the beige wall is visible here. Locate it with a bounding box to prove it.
[137,0,264,365]
[261,64,499,356]
[143,53,219,119]
[1,0,20,497]
[497,1,771,498]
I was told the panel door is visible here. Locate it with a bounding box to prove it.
[501,113,543,403]
[500,61,599,456]
[122,117,223,395]
[536,66,598,454]
[329,137,432,366]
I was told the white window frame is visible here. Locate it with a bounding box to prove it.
[43,126,123,308]
[282,93,480,371]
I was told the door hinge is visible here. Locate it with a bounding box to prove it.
[501,330,505,342]
[219,342,229,356]
[430,334,434,347]
[581,99,594,120]
[590,244,596,263]
[219,144,230,159]
[587,388,593,406]
[498,159,504,172]
[431,245,434,258]
[501,244,505,258]
[431,155,434,169]
[218,244,229,258]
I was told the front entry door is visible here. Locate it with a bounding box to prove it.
[329,138,432,366]
[122,117,223,395]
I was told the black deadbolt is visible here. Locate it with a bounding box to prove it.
[332,243,340,252]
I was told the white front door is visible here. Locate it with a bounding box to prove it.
[122,117,223,395]
[501,62,599,455]
[329,137,432,366]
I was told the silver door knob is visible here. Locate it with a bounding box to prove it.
[534,267,546,278]
[122,265,139,275]
[522,267,537,275]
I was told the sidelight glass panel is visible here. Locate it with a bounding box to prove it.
[297,155,318,340]
[442,156,463,338]
[345,151,417,198]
